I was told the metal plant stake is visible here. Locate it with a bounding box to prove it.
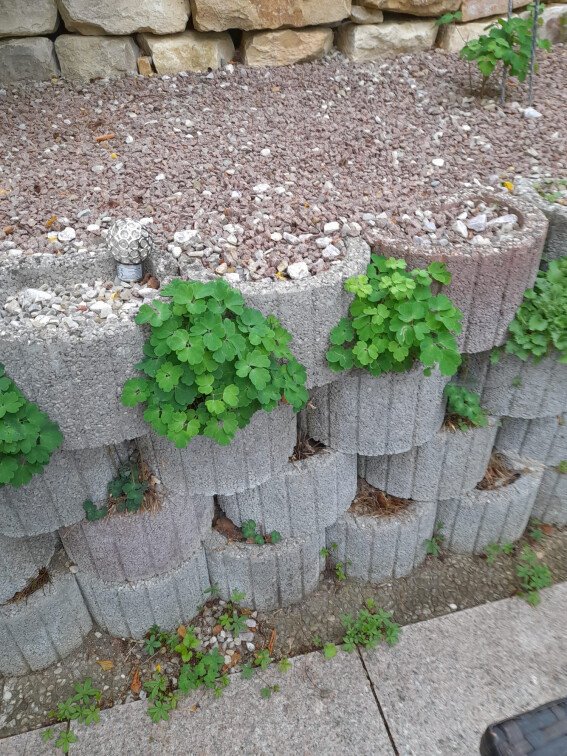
[500,0,514,105]
[528,0,541,107]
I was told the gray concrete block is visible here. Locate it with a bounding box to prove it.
[361,416,499,500]
[301,365,449,456]
[218,449,357,538]
[59,494,213,583]
[515,177,567,262]
[0,37,60,84]
[326,500,437,584]
[179,237,371,389]
[373,190,548,354]
[139,403,297,496]
[437,452,544,554]
[0,548,93,677]
[0,532,57,604]
[496,414,567,466]
[204,529,325,611]
[532,466,567,526]
[76,547,210,639]
[462,351,567,419]
[0,443,129,538]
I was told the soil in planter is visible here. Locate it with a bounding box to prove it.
[349,478,410,518]
[213,505,280,545]
[443,412,477,433]
[2,567,51,606]
[289,430,326,463]
[476,452,521,491]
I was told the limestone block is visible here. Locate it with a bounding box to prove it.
[536,4,567,45]
[496,414,567,467]
[336,19,438,60]
[532,467,567,526]
[57,0,190,35]
[0,0,58,37]
[437,16,502,52]
[191,0,351,32]
[460,0,529,22]
[364,0,459,15]
[137,31,234,74]
[0,532,57,604]
[0,38,59,84]
[350,5,384,22]
[515,177,567,262]
[55,35,139,81]
[242,27,333,68]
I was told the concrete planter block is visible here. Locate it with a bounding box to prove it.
[0,37,60,84]
[531,467,567,526]
[180,237,371,389]
[76,547,209,639]
[361,417,499,500]
[139,403,297,497]
[515,177,567,262]
[496,414,567,466]
[325,499,437,584]
[0,444,130,538]
[218,449,357,538]
[437,452,544,554]
[463,351,567,419]
[301,365,449,456]
[0,549,93,676]
[371,191,547,354]
[59,494,213,583]
[0,532,58,604]
[204,529,325,611]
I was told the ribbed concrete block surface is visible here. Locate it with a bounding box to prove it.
[361,417,498,500]
[59,494,213,583]
[204,529,324,611]
[76,547,210,639]
[515,177,567,262]
[0,532,57,604]
[218,449,357,538]
[0,444,130,538]
[302,365,449,456]
[496,414,567,466]
[437,453,544,554]
[139,404,297,496]
[464,351,567,419]
[326,500,437,584]
[0,549,92,676]
[532,467,567,526]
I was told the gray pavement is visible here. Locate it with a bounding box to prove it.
[1,583,565,756]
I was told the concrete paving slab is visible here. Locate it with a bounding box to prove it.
[0,651,394,756]
[362,583,567,756]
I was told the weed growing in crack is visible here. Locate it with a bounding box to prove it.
[42,678,102,753]
[516,546,552,606]
[425,522,444,557]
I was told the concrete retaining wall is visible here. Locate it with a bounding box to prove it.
[532,467,567,526]
[515,178,567,262]
[0,532,57,604]
[496,414,567,467]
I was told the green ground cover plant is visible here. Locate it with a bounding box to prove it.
[444,384,488,431]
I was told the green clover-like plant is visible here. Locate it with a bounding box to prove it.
[0,363,63,488]
[326,256,462,378]
[122,279,308,447]
[444,384,488,430]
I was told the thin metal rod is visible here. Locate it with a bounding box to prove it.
[528,0,541,107]
[500,0,514,105]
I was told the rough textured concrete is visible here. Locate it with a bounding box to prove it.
[0,549,92,677]
[363,583,567,756]
[181,237,371,390]
[137,31,234,74]
[326,500,436,584]
[218,449,357,539]
[0,650,395,755]
[242,27,333,68]
[361,417,498,500]
[460,0,529,21]
[139,404,297,496]
[55,35,139,82]
[375,192,548,354]
[76,547,209,639]
[0,0,58,37]
[302,365,449,456]
[515,177,567,262]
[496,413,567,466]
[437,452,544,554]
[0,38,59,85]
[0,444,130,538]
[532,467,567,526]
[463,351,567,419]
[59,494,213,583]
[57,0,190,35]
[336,20,438,62]
[191,0,351,32]
[0,532,57,604]
[204,529,324,611]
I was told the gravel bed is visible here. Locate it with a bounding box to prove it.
[1,47,566,283]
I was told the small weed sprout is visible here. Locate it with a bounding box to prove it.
[516,546,552,606]
[426,522,444,557]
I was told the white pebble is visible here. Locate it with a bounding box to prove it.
[253,183,270,194]
[431,158,445,167]
[316,237,331,249]
[453,220,468,239]
[260,148,271,157]
[270,232,282,242]
[87,224,100,233]
[322,245,341,260]
[90,301,112,318]
[58,227,76,242]
[466,214,487,233]
[323,221,340,234]
[287,261,309,280]
[523,107,542,119]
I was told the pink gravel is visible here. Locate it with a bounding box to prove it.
[1,46,566,281]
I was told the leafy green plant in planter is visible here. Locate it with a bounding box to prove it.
[122,278,308,447]
[83,453,153,521]
[444,384,488,431]
[241,519,281,545]
[0,363,63,487]
[326,256,462,378]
